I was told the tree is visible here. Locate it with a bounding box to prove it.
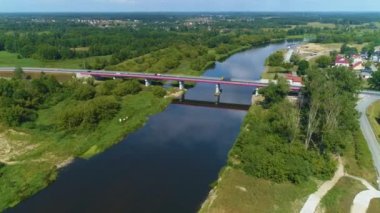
[368,71,380,90]
[266,51,284,66]
[259,77,290,108]
[13,67,25,80]
[73,84,96,100]
[315,55,332,68]
[297,60,309,76]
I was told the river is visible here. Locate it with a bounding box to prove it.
[9,42,289,213]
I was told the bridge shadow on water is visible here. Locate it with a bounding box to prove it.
[172,95,251,111]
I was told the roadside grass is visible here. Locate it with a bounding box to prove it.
[199,167,317,213]
[0,71,73,82]
[368,198,380,213]
[344,131,378,185]
[367,100,380,141]
[320,177,366,213]
[0,51,111,69]
[0,91,171,211]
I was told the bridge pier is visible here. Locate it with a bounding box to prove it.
[215,84,222,96]
[215,94,220,105]
[179,81,185,90]
[180,93,185,102]
[144,79,151,87]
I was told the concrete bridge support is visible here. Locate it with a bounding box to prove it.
[145,79,151,87]
[179,81,185,90]
[215,84,222,95]
[215,94,220,105]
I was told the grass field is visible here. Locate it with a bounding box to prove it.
[0,51,111,69]
[320,177,366,213]
[306,22,336,29]
[368,198,380,213]
[367,100,380,141]
[199,167,317,213]
[343,130,378,184]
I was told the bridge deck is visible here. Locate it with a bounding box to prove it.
[0,67,302,91]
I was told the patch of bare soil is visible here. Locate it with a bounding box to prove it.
[0,129,36,164]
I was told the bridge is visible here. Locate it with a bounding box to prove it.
[0,67,303,94]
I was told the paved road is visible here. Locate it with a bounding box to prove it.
[284,48,294,63]
[357,91,380,188]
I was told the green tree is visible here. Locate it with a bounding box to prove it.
[73,84,96,100]
[266,51,284,66]
[297,60,309,76]
[259,77,290,108]
[368,71,380,90]
[13,67,25,80]
[315,55,332,68]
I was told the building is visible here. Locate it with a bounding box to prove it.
[286,73,303,87]
[335,55,350,67]
[352,61,364,71]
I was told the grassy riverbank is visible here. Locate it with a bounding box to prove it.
[0,83,171,211]
[200,167,317,213]
[200,67,377,212]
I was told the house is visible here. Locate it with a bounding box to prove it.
[286,73,303,87]
[352,61,364,71]
[335,55,350,67]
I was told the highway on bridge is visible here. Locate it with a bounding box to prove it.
[0,67,302,91]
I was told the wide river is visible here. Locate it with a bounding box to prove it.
[9,42,289,213]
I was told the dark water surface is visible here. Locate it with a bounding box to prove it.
[9,42,288,213]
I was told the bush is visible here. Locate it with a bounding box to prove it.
[147,86,167,97]
[59,96,121,130]
[112,80,142,96]
[266,51,284,66]
[316,55,332,68]
[73,84,96,100]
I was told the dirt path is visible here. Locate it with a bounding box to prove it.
[300,158,344,213]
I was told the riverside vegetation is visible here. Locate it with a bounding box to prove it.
[0,68,170,211]
[201,67,376,212]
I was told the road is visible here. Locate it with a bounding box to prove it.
[357,91,380,188]
[284,48,294,63]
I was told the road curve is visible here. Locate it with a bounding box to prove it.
[357,91,380,189]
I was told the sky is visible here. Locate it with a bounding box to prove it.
[1,0,380,12]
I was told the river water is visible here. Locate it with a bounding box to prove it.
[9,42,289,213]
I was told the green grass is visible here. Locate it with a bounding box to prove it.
[199,167,317,213]
[261,66,295,80]
[0,91,171,211]
[320,177,366,213]
[344,131,378,185]
[0,51,111,69]
[368,198,380,213]
[367,100,380,141]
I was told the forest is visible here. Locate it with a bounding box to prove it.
[1,13,380,75]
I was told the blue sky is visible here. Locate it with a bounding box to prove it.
[1,0,380,12]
